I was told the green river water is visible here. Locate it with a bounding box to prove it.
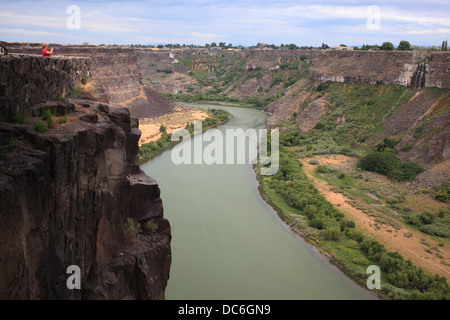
[140,104,377,300]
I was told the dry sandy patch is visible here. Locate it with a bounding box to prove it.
[300,154,450,282]
[138,105,208,146]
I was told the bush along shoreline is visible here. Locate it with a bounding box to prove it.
[255,146,450,300]
[138,108,232,164]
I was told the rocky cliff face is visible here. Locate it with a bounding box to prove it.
[0,54,90,122]
[0,53,171,299]
[134,48,450,94]
[308,50,450,89]
[4,43,175,118]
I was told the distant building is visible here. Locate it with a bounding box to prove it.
[331,46,354,51]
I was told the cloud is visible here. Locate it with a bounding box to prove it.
[0,28,65,37]
[0,0,448,46]
[190,32,222,39]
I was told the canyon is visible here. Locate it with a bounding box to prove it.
[1,42,448,299]
[0,49,171,299]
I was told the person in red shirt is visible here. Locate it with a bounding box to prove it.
[42,43,53,57]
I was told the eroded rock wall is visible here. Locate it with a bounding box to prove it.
[4,43,175,118]
[309,50,450,89]
[0,54,90,122]
[0,54,171,300]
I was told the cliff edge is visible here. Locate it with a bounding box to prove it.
[0,53,171,299]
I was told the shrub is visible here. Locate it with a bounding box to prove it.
[434,183,450,202]
[401,143,413,152]
[82,72,89,85]
[34,121,48,133]
[58,116,67,124]
[388,162,424,182]
[420,223,450,238]
[10,109,27,124]
[316,83,330,92]
[308,159,319,165]
[357,151,424,182]
[42,109,55,128]
[315,121,325,130]
[322,226,341,241]
[316,165,330,173]
[376,138,399,152]
[71,84,83,97]
[403,214,423,227]
[419,210,435,225]
[124,218,140,242]
[360,238,386,260]
[357,151,398,175]
[145,220,158,233]
[346,228,364,242]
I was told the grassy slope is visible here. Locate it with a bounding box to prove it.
[146,50,450,299]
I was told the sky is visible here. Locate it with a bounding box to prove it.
[0,0,449,47]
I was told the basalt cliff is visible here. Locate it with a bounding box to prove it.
[4,42,176,119]
[0,51,171,299]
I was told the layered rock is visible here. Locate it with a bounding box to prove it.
[309,50,450,89]
[4,43,175,118]
[0,54,171,299]
[0,54,90,122]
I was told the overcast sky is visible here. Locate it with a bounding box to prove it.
[1,0,449,47]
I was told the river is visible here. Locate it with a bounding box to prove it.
[140,104,377,300]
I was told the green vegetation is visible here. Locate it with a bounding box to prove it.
[282,83,416,156]
[138,108,232,164]
[398,41,411,51]
[420,223,450,238]
[380,42,394,51]
[0,138,17,159]
[34,121,48,133]
[357,151,424,182]
[54,96,69,102]
[156,69,174,74]
[144,220,158,233]
[81,72,89,85]
[123,218,140,243]
[71,84,83,97]
[42,109,55,128]
[9,108,28,124]
[257,146,450,300]
[435,182,450,203]
[164,92,277,109]
[58,116,68,124]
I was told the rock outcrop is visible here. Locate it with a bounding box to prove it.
[0,54,171,299]
[0,54,90,122]
[296,94,329,133]
[4,43,175,118]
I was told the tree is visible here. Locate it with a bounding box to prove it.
[398,40,411,51]
[210,42,217,47]
[380,42,394,51]
[320,43,329,50]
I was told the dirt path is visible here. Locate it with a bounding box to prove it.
[300,155,450,282]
